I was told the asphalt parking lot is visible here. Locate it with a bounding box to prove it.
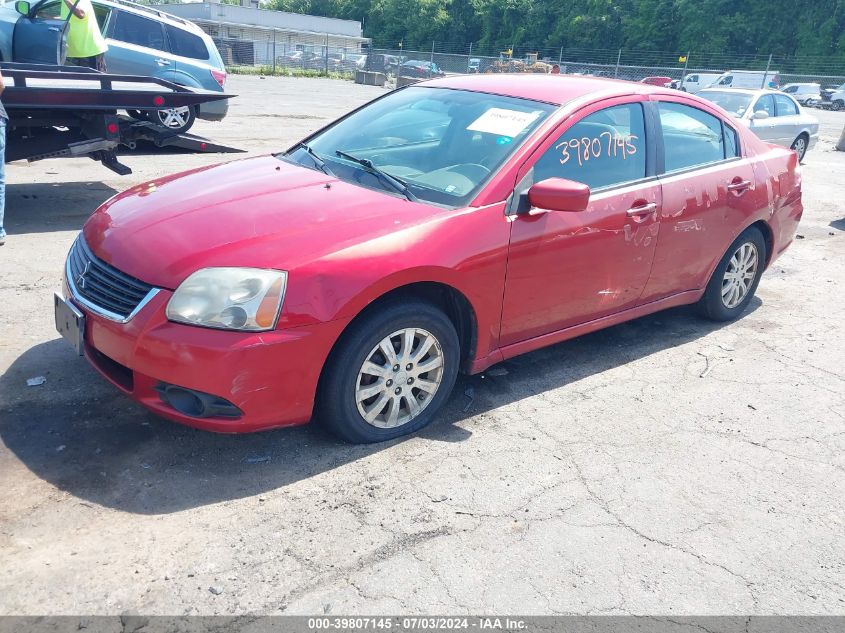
[1,75,844,615]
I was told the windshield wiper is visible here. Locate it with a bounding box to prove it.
[287,142,335,177]
[335,150,418,201]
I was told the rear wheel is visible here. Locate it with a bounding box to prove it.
[791,134,809,161]
[318,301,460,443]
[831,100,844,112]
[697,226,766,322]
[154,105,196,134]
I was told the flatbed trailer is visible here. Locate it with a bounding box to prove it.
[1,62,234,175]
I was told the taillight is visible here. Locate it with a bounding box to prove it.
[211,69,226,88]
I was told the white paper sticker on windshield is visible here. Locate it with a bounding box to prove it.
[467,108,540,137]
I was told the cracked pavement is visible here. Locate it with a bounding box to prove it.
[1,76,843,615]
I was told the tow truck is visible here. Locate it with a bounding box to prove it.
[2,62,237,175]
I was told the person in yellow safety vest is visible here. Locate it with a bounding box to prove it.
[60,0,108,71]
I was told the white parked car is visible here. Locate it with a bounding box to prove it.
[781,83,822,106]
[679,72,722,93]
[699,88,819,161]
[711,70,781,90]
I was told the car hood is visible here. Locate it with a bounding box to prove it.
[83,155,443,289]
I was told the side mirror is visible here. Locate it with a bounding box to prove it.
[15,0,31,15]
[527,178,590,213]
[751,110,770,120]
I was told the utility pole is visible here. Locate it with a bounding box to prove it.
[762,53,772,89]
[558,46,563,64]
[272,29,276,74]
[614,48,622,78]
[430,40,435,78]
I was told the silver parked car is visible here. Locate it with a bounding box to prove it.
[698,88,819,161]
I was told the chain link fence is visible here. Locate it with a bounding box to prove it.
[218,34,366,76]
[199,16,845,93]
[363,44,845,91]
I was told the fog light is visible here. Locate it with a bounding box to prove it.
[156,384,243,419]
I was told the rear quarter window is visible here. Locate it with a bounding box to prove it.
[165,24,210,61]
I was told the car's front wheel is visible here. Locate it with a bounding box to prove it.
[318,301,460,443]
[831,100,844,112]
[697,226,766,321]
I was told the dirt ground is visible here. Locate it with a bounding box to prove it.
[1,75,844,615]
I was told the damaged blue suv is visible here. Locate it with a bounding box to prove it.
[0,0,228,132]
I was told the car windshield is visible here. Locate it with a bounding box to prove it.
[285,87,555,207]
[700,91,754,117]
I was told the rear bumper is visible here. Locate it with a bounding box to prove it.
[65,283,348,433]
[198,97,229,121]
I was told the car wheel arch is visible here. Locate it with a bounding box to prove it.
[160,70,204,89]
[749,219,774,268]
[319,280,479,382]
[699,218,774,295]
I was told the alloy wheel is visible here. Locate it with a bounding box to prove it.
[792,137,807,161]
[721,242,758,309]
[157,106,192,130]
[355,328,444,428]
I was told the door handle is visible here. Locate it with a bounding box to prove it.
[727,179,752,194]
[155,58,169,66]
[626,202,658,217]
[48,26,60,31]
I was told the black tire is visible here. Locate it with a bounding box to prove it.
[697,226,767,322]
[153,105,196,134]
[832,100,844,112]
[791,133,809,162]
[318,301,460,444]
[125,109,148,121]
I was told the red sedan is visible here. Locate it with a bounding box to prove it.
[55,75,802,443]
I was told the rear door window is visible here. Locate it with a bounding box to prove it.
[112,10,167,52]
[724,124,740,158]
[93,3,111,32]
[165,24,209,60]
[657,102,727,172]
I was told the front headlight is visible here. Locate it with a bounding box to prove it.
[166,267,287,331]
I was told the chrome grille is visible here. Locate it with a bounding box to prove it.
[67,236,156,321]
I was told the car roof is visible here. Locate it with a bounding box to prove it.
[97,0,206,35]
[420,74,662,106]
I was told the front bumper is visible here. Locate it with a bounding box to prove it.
[63,282,348,433]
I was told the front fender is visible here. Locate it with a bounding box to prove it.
[277,202,512,368]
